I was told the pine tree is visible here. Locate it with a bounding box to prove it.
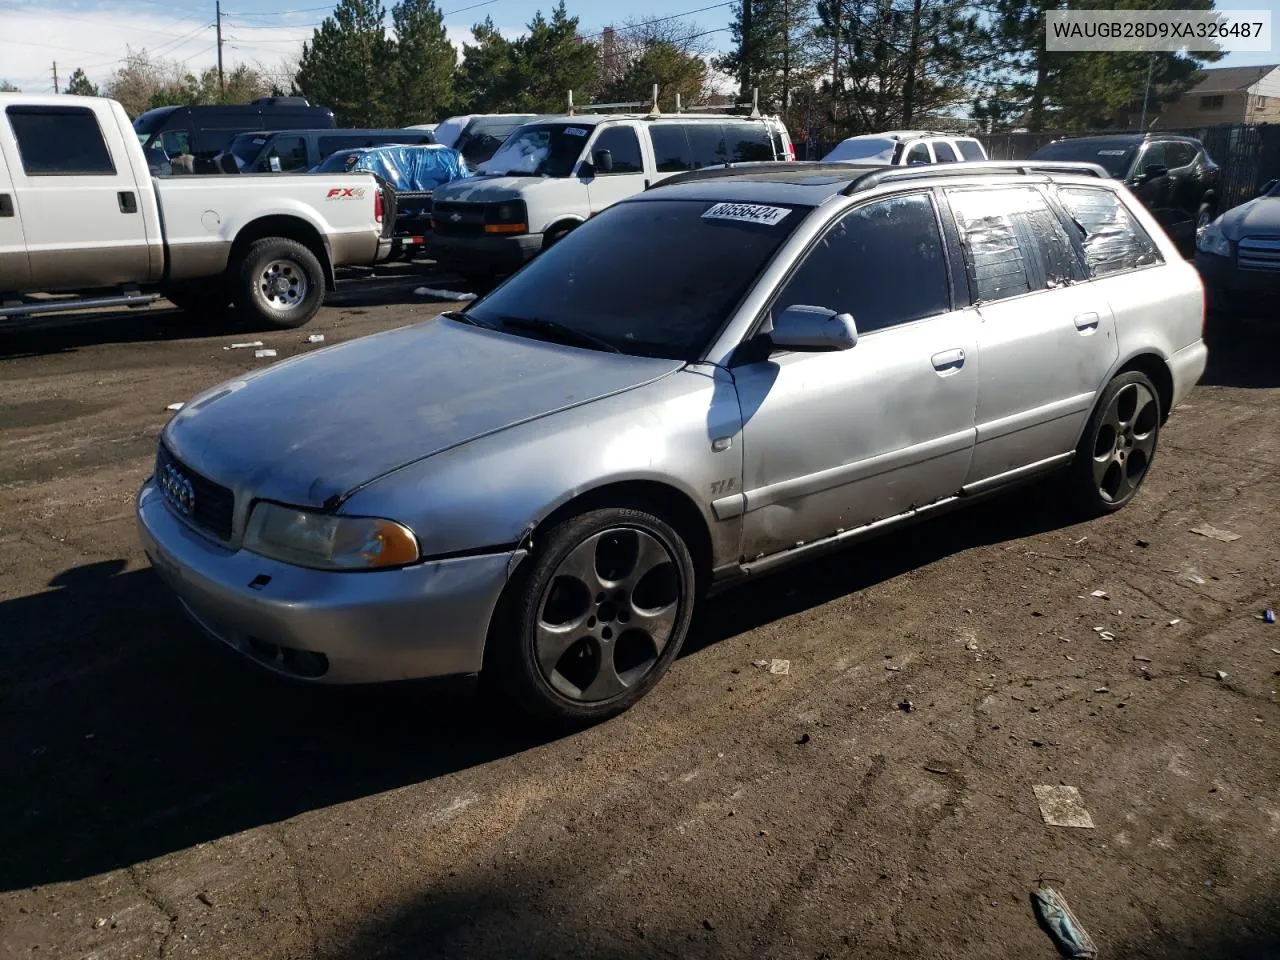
[716,0,815,116]
[391,0,455,125]
[296,0,396,126]
[65,68,99,97]
[453,17,516,112]
[506,3,598,113]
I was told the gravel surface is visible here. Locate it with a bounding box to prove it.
[2,282,1278,959]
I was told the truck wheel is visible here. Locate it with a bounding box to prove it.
[162,279,228,321]
[234,238,324,329]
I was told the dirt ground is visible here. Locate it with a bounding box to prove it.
[1,272,1279,960]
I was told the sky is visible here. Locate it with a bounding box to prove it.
[1,0,1277,99]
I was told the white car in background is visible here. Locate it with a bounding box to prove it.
[825,131,988,166]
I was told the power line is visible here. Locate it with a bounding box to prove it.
[582,2,737,41]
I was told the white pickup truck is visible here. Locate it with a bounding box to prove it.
[0,94,393,329]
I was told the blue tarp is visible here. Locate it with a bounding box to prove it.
[314,144,471,207]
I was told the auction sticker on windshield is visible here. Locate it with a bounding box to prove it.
[702,202,792,226]
[564,127,589,136]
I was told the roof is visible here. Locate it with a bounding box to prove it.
[1042,133,1202,147]
[550,113,772,125]
[1187,64,1280,94]
[633,160,1111,207]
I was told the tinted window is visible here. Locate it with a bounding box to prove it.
[7,106,115,176]
[650,125,691,173]
[1166,141,1196,169]
[1056,186,1162,277]
[1140,142,1167,170]
[467,198,806,360]
[592,126,643,174]
[933,141,957,163]
[263,135,308,171]
[957,139,986,161]
[906,142,931,165]
[686,123,727,168]
[777,193,950,334]
[947,188,1033,302]
[319,135,370,157]
[1030,139,1138,177]
[161,130,191,157]
[726,122,773,162]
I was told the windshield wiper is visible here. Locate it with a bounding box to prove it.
[494,315,621,353]
[442,311,494,330]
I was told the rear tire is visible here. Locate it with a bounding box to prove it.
[484,506,696,726]
[233,237,325,330]
[1066,371,1162,516]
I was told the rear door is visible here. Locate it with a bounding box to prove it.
[4,103,151,290]
[0,142,31,290]
[583,123,648,214]
[943,185,1118,489]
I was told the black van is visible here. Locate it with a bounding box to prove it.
[132,97,335,173]
[224,128,438,173]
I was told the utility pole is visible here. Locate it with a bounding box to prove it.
[830,0,841,123]
[740,0,751,101]
[215,0,225,95]
[51,61,59,94]
[782,0,791,123]
[1139,54,1154,130]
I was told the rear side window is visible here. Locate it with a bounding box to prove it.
[906,142,931,165]
[957,140,986,161]
[6,106,115,176]
[1056,186,1162,277]
[1166,141,1196,169]
[933,142,957,163]
[686,124,727,168]
[263,134,308,172]
[725,122,773,162]
[777,192,951,334]
[650,125,692,173]
[592,126,644,174]
[947,188,1035,302]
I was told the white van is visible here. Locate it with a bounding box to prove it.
[825,131,988,166]
[428,113,792,277]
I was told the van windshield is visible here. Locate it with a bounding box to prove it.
[477,123,588,177]
[824,137,898,163]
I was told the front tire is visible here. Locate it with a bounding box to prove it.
[1067,371,1161,515]
[233,237,325,330]
[486,506,696,725]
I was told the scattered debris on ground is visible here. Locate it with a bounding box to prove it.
[898,698,915,713]
[165,402,184,411]
[1190,524,1241,542]
[254,349,277,359]
[1031,886,1098,959]
[226,340,263,350]
[306,333,325,343]
[414,287,477,301]
[1033,785,1095,829]
[1090,589,1109,599]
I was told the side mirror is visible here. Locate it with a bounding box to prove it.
[592,149,613,174]
[769,305,858,352]
[1260,179,1278,197]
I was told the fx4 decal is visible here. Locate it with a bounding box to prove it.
[325,187,367,200]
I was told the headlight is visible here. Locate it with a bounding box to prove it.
[1196,222,1231,257]
[243,502,419,570]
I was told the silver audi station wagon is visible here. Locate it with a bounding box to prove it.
[137,161,1208,723]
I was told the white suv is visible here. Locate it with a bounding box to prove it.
[825,130,988,166]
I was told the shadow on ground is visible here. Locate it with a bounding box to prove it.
[1200,311,1280,390]
[0,489,1078,892]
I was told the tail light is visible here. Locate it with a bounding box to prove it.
[787,141,796,161]
[374,189,384,225]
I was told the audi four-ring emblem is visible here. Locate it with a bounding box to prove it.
[160,463,196,516]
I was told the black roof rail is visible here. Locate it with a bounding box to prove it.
[842,160,1110,194]
[648,161,866,190]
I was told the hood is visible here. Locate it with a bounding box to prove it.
[434,174,567,203]
[163,318,682,509]
[1219,195,1280,240]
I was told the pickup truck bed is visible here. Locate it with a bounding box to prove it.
[1,94,393,328]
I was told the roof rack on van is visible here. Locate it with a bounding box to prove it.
[567,86,763,119]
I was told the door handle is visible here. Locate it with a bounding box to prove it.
[1074,312,1100,332]
[0,193,12,217]
[118,191,138,214]
[931,348,966,371]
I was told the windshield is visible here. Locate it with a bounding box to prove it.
[229,133,268,165]
[1031,140,1137,178]
[465,198,807,359]
[477,123,589,177]
[433,116,468,149]
[824,137,898,164]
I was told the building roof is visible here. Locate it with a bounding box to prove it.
[1188,64,1280,95]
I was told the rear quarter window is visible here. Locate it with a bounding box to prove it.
[726,122,774,162]
[1056,186,1162,278]
[957,140,986,161]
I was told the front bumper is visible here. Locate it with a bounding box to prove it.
[136,478,515,684]
[1195,250,1280,314]
[427,231,543,272]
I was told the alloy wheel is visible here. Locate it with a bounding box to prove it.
[1092,381,1159,504]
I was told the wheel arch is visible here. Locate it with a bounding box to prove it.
[229,216,335,291]
[541,217,585,251]
[1116,352,1174,424]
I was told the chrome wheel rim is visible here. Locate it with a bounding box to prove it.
[258,259,308,311]
[1092,382,1158,504]
[535,527,682,703]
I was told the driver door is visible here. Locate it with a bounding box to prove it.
[731,191,979,560]
[583,124,648,215]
